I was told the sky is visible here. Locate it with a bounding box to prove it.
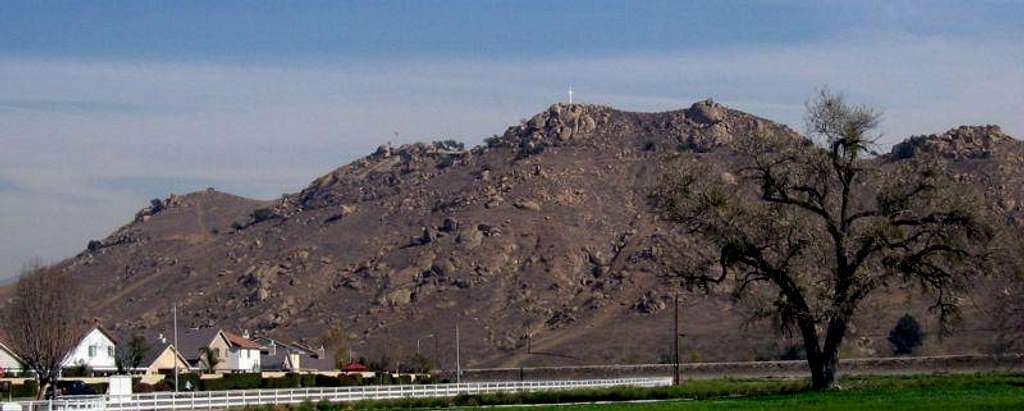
[1,1,1022,281]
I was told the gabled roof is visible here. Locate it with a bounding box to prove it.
[140,344,190,370]
[173,328,226,361]
[92,326,119,344]
[0,336,24,363]
[222,331,263,350]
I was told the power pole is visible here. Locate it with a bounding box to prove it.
[173,303,179,392]
[455,322,461,384]
[673,293,680,385]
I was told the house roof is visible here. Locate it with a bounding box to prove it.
[339,361,369,372]
[222,331,263,350]
[173,328,226,361]
[113,330,194,369]
[0,337,24,363]
[92,325,119,344]
[260,352,298,370]
[140,344,189,370]
[296,349,337,371]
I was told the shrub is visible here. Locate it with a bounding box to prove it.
[251,208,280,223]
[5,380,38,398]
[132,383,155,393]
[314,374,341,387]
[164,373,201,391]
[87,382,108,394]
[780,344,806,360]
[202,373,262,391]
[152,380,174,392]
[888,314,924,355]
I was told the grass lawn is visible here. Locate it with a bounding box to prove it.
[516,374,1024,411]
[259,373,1024,410]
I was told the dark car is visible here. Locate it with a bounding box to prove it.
[48,380,97,398]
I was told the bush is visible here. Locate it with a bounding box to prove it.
[261,373,320,389]
[87,382,109,394]
[132,383,155,393]
[201,373,263,391]
[314,374,341,387]
[888,314,924,355]
[163,373,201,391]
[152,380,174,392]
[4,380,38,398]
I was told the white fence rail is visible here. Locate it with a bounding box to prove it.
[5,377,672,411]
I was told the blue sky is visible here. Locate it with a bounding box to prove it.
[1,1,1022,280]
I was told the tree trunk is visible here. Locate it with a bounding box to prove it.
[806,351,839,389]
[36,377,49,400]
[807,317,849,390]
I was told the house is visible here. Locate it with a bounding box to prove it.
[221,331,262,372]
[0,336,25,376]
[126,333,191,375]
[253,336,336,372]
[62,326,117,374]
[176,328,262,373]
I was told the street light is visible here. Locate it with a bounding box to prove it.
[416,334,435,356]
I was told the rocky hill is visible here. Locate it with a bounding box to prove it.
[4,101,1021,368]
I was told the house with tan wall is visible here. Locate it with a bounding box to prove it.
[176,328,262,373]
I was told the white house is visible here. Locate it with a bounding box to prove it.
[221,331,262,372]
[62,326,117,373]
[177,328,262,373]
[0,337,25,376]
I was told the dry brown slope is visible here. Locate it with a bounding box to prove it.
[4,102,1021,368]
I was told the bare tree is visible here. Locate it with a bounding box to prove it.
[653,89,1001,389]
[319,326,350,368]
[0,261,88,398]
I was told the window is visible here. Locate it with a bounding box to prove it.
[88,345,96,357]
[108,346,115,357]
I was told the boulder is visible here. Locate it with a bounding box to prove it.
[514,200,542,211]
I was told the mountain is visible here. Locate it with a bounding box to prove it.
[3,101,1021,368]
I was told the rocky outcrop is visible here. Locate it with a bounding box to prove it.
[490,103,610,155]
[891,125,1017,160]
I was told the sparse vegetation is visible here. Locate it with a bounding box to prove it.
[888,314,924,355]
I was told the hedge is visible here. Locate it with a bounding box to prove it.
[2,380,38,398]
[262,373,317,389]
[200,373,263,391]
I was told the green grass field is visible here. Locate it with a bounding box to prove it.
[522,381,1023,410]
[264,373,1024,410]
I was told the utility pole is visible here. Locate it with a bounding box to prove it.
[173,303,179,392]
[673,293,680,385]
[455,322,461,384]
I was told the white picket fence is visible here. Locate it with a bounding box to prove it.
[5,377,672,411]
